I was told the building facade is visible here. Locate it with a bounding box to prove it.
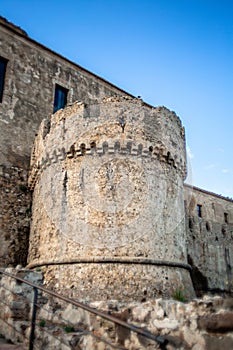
[0,17,232,299]
[0,16,131,267]
[185,185,233,296]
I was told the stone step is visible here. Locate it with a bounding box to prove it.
[0,337,26,350]
[0,346,26,350]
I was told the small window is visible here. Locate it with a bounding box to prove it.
[224,212,228,224]
[53,84,68,113]
[197,204,202,218]
[0,56,8,103]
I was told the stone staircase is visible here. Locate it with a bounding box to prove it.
[0,335,26,350]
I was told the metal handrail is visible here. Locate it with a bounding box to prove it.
[0,279,125,350]
[0,268,168,349]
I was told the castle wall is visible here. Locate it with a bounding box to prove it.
[184,185,233,295]
[27,97,194,301]
[1,17,232,299]
[0,165,31,266]
[0,17,130,169]
[0,17,131,266]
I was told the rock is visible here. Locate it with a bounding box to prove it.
[198,312,233,332]
[152,318,179,330]
[62,304,90,325]
[132,305,152,322]
[204,335,233,350]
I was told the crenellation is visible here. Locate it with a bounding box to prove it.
[28,126,187,191]
[96,146,104,155]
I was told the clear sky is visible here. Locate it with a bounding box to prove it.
[1,0,233,198]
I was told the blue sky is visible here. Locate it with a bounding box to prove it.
[1,0,233,198]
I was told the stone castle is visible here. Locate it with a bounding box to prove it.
[0,16,233,300]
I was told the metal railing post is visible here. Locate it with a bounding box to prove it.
[0,269,168,348]
[29,287,38,350]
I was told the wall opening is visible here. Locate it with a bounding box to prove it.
[53,84,68,113]
[206,221,210,231]
[189,218,193,231]
[80,143,86,155]
[197,204,202,218]
[0,56,8,103]
[224,212,229,224]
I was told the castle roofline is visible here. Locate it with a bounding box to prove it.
[0,16,28,36]
[0,17,185,123]
[184,183,233,203]
[0,16,137,101]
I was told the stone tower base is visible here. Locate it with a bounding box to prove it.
[35,262,195,301]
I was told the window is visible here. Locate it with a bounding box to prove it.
[53,84,68,113]
[224,212,228,224]
[197,204,202,218]
[0,56,8,103]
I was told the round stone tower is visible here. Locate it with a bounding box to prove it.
[28,96,195,300]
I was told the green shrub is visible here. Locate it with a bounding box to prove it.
[172,288,185,302]
[39,320,46,327]
[64,325,75,333]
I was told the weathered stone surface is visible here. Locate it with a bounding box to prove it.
[27,97,194,300]
[198,312,233,332]
[153,318,180,330]
[204,335,233,350]
[0,166,31,267]
[62,304,90,325]
[1,269,233,350]
[0,17,131,266]
[0,345,27,350]
[184,185,233,296]
[0,268,43,344]
[0,17,128,170]
[1,16,233,300]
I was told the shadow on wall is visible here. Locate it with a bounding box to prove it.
[188,255,208,297]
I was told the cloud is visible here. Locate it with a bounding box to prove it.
[204,163,218,170]
[222,169,229,173]
[187,146,194,160]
